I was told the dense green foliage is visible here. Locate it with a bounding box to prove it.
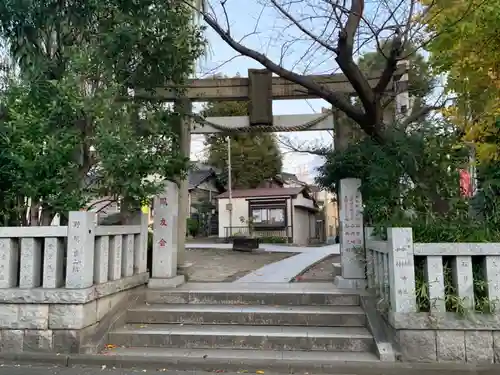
[317,119,500,243]
[423,0,500,163]
[0,0,204,225]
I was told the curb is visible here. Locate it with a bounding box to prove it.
[0,352,69,366]
[0,352,498,374]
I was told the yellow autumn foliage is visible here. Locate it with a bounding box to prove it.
[421,0,500,161]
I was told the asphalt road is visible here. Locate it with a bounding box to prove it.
[0,365,233,375]
[0,363,498,375]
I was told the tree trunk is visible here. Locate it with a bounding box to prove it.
[29,200,40,226]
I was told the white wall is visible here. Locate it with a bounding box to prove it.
[309,214,316,239]
[293,194,315,210]
[218,197,249,237]
[293,208,310,245]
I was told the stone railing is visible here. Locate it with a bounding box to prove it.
[0,211,149,289]
[364,227,416,313]
[364,226,500,363]
[0,211,149,354]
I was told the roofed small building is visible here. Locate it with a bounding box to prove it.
[216,187,319,246]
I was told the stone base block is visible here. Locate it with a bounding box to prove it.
[332,262,341,276]
[177,262,193,272]
[334,275,366,289]
[148,275,185,289]
[0,283,143,355]
[0,328,84,354]
[396,330,437,362]
[395,328,496,364]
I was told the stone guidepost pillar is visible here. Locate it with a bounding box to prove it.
[149,181,185,288]
[334,178,366,289]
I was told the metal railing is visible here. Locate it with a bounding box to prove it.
[224,226,292,243]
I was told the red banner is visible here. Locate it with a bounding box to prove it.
[459,169,472,197]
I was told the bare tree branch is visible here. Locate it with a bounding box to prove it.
[278,135,330,157]
[270,0,337,54]
[334,0,381,135]
[193,2,366,124]
[373,29,402,94]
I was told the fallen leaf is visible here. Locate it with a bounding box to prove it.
[105,344,117,349]
[256,371,265,374]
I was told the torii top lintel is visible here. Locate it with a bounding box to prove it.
[136,65,408,102]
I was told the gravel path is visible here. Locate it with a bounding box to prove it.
[184,248,293,282]
[293,254,340,282]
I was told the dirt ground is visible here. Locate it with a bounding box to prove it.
[294,254,340,282]
[184,248,294,282]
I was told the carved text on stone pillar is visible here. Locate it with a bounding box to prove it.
[339,178,365,280]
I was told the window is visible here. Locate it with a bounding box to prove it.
[251,207,285,227]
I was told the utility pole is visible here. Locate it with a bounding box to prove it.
[227,136,233,234]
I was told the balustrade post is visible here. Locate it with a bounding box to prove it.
[364,227,375,289]
[134,212,149,274]
[387,227,417,313]
[66,211,96,288]
[0,238,19,288]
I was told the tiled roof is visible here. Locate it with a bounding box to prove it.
[309,185,321,192]
[279,172,299,181]
[188,169,214,189]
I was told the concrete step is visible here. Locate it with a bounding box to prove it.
[127,304,366,327]
[100,347,381,373]
[146,282,360,306]
[108,323,374,352]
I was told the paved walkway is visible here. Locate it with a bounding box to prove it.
[234,244,339,283]
[186,242,340,283]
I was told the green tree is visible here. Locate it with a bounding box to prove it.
[203,100,283,189]
[316,118,477,237]
[422,0,500,162]
[0,0,204,225]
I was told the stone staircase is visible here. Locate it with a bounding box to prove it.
[104,282,381,371]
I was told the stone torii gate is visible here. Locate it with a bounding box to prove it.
[145,64,410,288]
